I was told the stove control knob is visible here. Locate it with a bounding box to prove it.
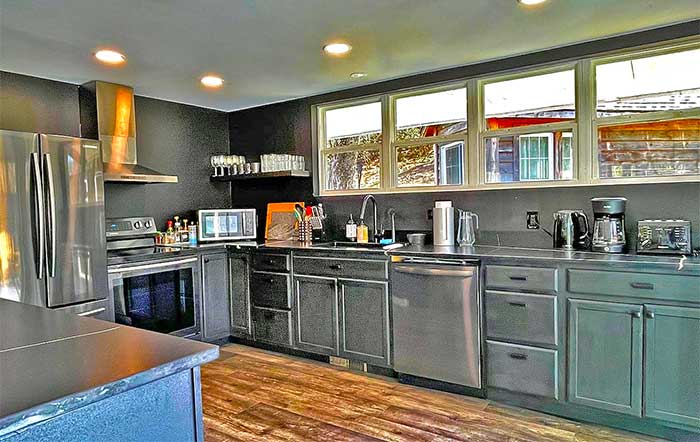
[144,220,152,229]
[133,221,142,229]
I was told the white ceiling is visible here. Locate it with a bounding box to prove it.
[0,0,698,112]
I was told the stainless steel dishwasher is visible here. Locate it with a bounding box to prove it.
[391,256,481,388]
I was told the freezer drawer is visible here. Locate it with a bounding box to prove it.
[486,340,559,399]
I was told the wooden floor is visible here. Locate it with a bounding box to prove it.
[201,344,662,442]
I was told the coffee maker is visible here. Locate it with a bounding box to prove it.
[591,197,627,253]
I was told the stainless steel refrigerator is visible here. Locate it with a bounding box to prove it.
[0,130,109,319]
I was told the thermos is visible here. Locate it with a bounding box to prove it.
[432,201,455,246]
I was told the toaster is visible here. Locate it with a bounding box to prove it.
[637,220,692,255]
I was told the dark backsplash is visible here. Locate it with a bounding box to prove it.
[1,71,231,227]
[316,183,700,249]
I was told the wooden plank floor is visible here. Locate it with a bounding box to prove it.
[201,344,663,442]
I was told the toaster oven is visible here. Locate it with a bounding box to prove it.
[637,220,692,255]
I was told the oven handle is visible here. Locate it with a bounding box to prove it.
[108,257,198,274]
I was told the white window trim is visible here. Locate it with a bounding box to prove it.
[312,37,700,197]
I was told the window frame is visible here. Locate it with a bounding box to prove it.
[478,63,580,187]
[590,41,700,184]
[312,37,700,197]
[316,95,385,195]
[389,82,469,190]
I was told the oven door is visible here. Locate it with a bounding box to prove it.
[108,257,201,339]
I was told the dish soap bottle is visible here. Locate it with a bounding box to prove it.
[356,219,369,243]
[345,214,357,242]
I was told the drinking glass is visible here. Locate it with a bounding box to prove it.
[210,156,219,177]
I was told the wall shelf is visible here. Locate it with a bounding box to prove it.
[210,170,310,182]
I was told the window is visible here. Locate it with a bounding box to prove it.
[484,70,575,130]
[485,130,574,183]
[320,100,382,191]
[482,68,577,184]
[314,41,700,196]
[596,48,700,117]
[392,86,467,187]
[594,45,700,179]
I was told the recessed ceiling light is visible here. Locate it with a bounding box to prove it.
[517,0,548,5]
[94,49,126,65]
[350,72,367,79]
[323,42,352,56]
[200,75,224,88]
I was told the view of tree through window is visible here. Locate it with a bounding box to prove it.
[395,88,466,141]
[322,101,382,190]
[396,141,464,187]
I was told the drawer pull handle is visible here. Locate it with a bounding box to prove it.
[631,311,641,318]
[508,302,527,308]
[509,353,528,360]
[203,258,210,263]
[267,259,275,265]
[267,278,275,284]
[646,311,655,319]
[329,264,342,270]
[509,276,528,281]
[630,282,654,290]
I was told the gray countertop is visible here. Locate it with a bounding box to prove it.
[0,299,218,436]
[175,239,700,271]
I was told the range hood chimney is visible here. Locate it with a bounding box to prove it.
[79,81,178,183]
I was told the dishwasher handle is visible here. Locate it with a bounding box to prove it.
[393,265,475,278]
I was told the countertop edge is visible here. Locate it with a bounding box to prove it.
[0,346,219,436]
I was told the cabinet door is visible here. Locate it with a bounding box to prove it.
[568,299,643,416]
[201,253,231,341]
[338,279,390,367]
[293,276,338,355]
[644,305,700,427]
[229,253,251,338]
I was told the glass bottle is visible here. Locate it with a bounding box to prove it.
[345,214,357,242]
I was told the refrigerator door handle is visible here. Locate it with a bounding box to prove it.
[31,152,46,280]
[44,153,57,278]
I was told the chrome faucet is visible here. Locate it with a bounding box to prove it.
[359,194,379,242]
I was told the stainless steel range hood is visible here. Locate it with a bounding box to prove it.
[79,81,178,183]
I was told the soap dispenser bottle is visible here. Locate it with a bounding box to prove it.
[346,214,357,242]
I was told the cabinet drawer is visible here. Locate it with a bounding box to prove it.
[293,256,387,280]
[252,307,292,346]
[250,271,291,309]
[486,265,558,294]
[252,253,290,273]
[487,340,558,399]
[485,291,557,346]
[568,269,700,303]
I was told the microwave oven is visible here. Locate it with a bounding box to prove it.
[197,209,257,242]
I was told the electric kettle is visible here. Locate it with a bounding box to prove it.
[456,209,479,247]
[553,210,590,250]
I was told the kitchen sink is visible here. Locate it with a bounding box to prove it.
[321,241,404,250]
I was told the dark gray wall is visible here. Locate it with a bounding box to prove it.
[228,20,700,247]
[0,71,231,227]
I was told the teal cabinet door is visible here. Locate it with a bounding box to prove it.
[568,299,643,416]
[644,305,700,427]
[293,275,338,355]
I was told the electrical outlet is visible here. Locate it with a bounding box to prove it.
[527,211,540,230]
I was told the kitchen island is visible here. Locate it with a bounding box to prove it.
[0,299,218,441]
